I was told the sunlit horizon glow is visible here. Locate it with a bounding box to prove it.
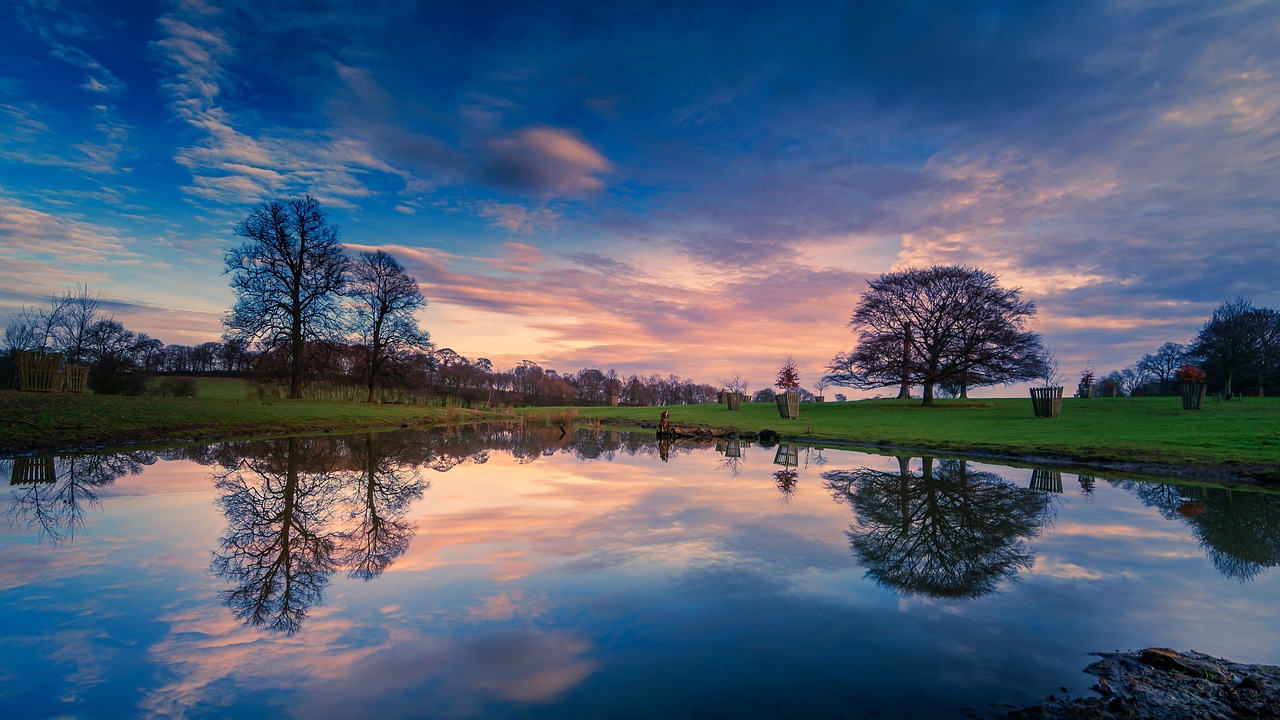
[2,1,1278,392]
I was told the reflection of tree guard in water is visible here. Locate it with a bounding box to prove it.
[3,451,154,545]
[1029,469,1063,493]
[773,443,799,467]
[10,456,56,484]
[823,456,1054,600]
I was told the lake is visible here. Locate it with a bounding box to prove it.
[2,425,1278,719]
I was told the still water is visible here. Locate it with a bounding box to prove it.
[2,426,1278,719]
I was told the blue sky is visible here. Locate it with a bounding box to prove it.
[2,0,1278,391]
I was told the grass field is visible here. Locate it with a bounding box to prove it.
[571,396,1280,478]
[2,388,1278,481]
[0,386,480,455]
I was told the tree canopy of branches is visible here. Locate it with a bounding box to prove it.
[1189,298,1276,399]
[224,195,350,399]
[825,265,1045,406]
[347,250,432,403]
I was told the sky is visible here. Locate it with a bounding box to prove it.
[2,0,1278,395]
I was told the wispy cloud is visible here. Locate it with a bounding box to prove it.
[16,0,127,97]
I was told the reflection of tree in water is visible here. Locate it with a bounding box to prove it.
[823,456,1054,600]
[1114,480,1280,582]
[212,436,347,635]
[773,469,799,504]
[4,451,156,544]
[211,433,428,634]
[341,434,427,581]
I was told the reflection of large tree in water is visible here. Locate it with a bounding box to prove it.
[1115,480,1280,582]
[211,434,426,635]
[823,457,1054,600]
[3,452,156,544]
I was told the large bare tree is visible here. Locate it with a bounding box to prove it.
[825,265,1044,406]
[223,196,349,399]
[347,249,431,403]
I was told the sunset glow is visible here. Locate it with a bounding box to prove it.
[2,1,1277,388]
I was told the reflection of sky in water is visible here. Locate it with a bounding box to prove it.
[2,433,1279,719]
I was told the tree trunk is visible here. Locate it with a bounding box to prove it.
[289,320,303,400]
[366,315,385,404]
[921,381,936,406]
[897,325,912,399]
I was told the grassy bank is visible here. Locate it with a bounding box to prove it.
[0,385,481,455]
[573,396,1280,481]
[3,385,1278,482]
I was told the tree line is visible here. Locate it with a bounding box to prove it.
[1093,298,1280,398]
[4,196,719,405]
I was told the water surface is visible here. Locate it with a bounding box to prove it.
[2,426,1278,718]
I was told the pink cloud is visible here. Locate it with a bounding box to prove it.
[481,127,611,196]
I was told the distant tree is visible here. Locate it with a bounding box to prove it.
[753,388,776,403]
[1253,309,1280,396]
[775,354,801,392]
[224,196,350,399]
[84,318,154,394]
[54,285,101,364]
[347,250,431,403]
[827,266,1044,406]
[1137,342,1188,395]
[1189,298,1265,399]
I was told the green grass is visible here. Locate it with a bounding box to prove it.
[571,396,1280,479]
[0,389,481,455]
[189,377,251,400]
[3,391,1278,482]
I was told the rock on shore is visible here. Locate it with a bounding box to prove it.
[1000,648,1280,719]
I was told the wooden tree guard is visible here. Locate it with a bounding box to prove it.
[724,440,742,458]
[65,364,90,393]
[1030,469,1063,493]
[1029,386,1062,418]
[726,393,742,411]
[775,390,800,419]
[16,351,64,393]
[1181,382,1207,410]
[11,456,57,484]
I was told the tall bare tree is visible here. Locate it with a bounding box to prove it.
[224,196,349,399]
[347,250,431,403]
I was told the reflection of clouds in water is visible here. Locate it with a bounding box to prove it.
[1029,558,1109,581]
[140,601,597,719]
[465,590,546,621]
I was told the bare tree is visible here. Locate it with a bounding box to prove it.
[827,265,1044,406]
[347,250,431,403]
[224,196,350,399]
[55,285,101,364]
[1137,342,1188,395]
